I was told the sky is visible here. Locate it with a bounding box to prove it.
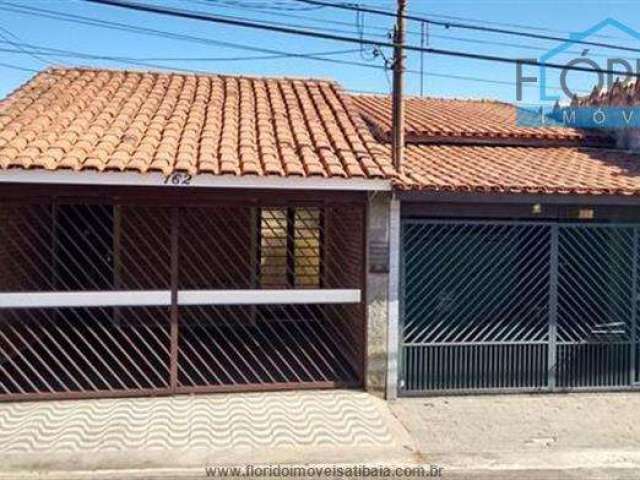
[1,0,640,105]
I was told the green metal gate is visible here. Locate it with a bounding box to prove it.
[400,220,640,395]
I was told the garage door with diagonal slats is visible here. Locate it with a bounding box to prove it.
[0,197,366,401]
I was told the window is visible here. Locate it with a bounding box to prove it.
[259,207,321,288]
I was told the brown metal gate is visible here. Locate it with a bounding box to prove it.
[0,190,366,401]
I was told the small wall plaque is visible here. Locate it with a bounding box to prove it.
[369,239,390,273]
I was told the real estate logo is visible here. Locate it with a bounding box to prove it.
[515,18,640,129]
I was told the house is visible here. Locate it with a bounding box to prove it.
[352,94,640,397]
[0,67,397,400]
[0,66,639,402]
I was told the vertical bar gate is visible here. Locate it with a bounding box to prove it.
[400,220,640,395]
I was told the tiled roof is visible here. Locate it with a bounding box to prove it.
[392,144,640,195]
[352,94,608,144]
[350,94,639,195]
[0,67,395,179]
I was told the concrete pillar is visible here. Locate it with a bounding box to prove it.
[365,192,399,399]
[386,197,401,400]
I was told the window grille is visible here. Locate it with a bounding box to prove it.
[259,207,321,289]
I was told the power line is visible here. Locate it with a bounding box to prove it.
[0,24,50,66]
[176,5,392,39]
[84,0,640,79]
[234,0,594,41]
[184,0,396,36]
[189,0,634,54]
[0,41,370,73]
[427,32,634,62]
[0,42,360,66]
[185,0,640,61]
[208,0,324,11]
[193,0,568,40]
[418,11,629,41]
[0,36,591,95]
[0,2,371,60]
[0,2,380,67]
[0,61,38,73]
[4,0,630,77]
[0,2,396,77]
[294,0,640,55]
[182,0,635,61]
[0,1,588,93]
[2,1,633,75]
[321,1,629,42]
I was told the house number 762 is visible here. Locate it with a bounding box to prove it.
[163,172,192,186]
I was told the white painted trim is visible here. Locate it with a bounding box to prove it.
[0,170,391,191]
[178,289,361,305]
[386,196,401,401]
[0,289,361,308]
[0,291,172,309]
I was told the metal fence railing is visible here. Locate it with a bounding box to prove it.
[400,220,639,395]
[0,195,366,401]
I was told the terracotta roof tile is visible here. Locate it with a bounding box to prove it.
[0,67,391,179]
[348,93,639,195]
[352,94,610,145]
[393,144,640,195]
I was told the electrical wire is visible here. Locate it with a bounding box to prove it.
[185,0,640,62]
[206,0,324,11]
[5,0,635,65]
[0,24,51,66]
[205,0,623,41]
[0,61,38,73]
[0,37,589,95]
[312,1,630,42]
[83,0,640,79]
[0,2,588,94]
[170,5,393,39]
[418,11,629,41]
[5,1,633,70]
[0,42,359,66]
[0,2,368,59]
[294,0,640,54]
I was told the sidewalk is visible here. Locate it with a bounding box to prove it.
[0,390,416,479]
[390,391,640,479]
[2,390,640,479]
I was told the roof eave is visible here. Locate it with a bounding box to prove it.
[397,189,640,205]
[0,169,392,192]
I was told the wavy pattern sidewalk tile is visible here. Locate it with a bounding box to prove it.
[0,391,394,454]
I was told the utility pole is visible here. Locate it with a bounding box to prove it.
[391,0,407,171]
